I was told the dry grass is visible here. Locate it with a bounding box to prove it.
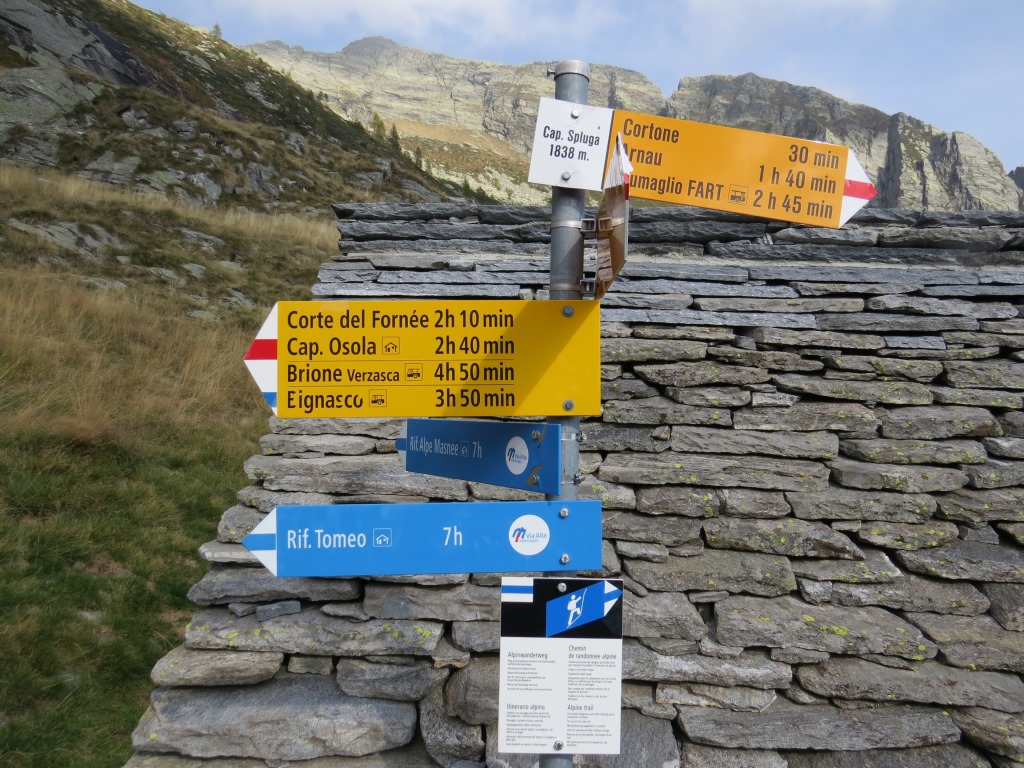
[0,163,336,249]
[0,267,263,446]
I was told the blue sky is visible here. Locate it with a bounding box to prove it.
[130,0,1023,172]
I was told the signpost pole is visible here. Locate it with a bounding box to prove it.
[542,58,590,768]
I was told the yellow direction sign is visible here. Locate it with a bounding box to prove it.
[608,109,876,228]
[244,300,601,419]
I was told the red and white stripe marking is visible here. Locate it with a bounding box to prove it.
[839,151,877,226]
[243,303,278,414]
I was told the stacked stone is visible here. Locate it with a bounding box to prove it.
[125,204,1024,768]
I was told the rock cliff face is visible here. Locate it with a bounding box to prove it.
[0,1,454,208]
[250,37,1024,212]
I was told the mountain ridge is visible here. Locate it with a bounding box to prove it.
[249,36,1024,211]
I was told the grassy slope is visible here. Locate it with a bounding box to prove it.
[0,164,334,767]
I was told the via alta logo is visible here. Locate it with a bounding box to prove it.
[508,514,549,556]
[504,436,529,476]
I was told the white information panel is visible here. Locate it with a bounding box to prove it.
[527,97,614,191]
[498,577,623,755]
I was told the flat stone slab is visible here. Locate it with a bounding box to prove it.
[603,307,816,328]
[707,347,826,372]
[896,539,1024,582]
[930,386,1024,408]
[671,426,838,459]
[624,589,708,640]
[714,595,936,660]
[187,566,361,605]
[936,487,1024,523]
[718,488,791,519]
[831,573,989,615]
[132,673,417,760]
[335,658,448,701]
[696,296,864,313]
[677,698,960,751]
[244,454,469,499]
[750,327,885,350]
[963,457,1024,488]
[905,612,1024,673]
[636,361,771,387]
[604,511,703,546]
[635,486,720,517]
[879,406,1002,439]
[657,682,776,712]
[603,396,731,426]
[704,518,863,559]
[583,423,673,453]
[185,607,443,657]
[952,707,1024,762]
[817,312,978,333]
[773,375,933,405]
[623,640,791,689]
[783,743,1001,767]
[665,385,751,407]
[789,547,902,584]
[598,451,829,492]
[624,549,796,596]
[362,583,499,622]
[867,293,1017,318]
[839,438,986,465]
[983,436,1024,458]
[819,355,943,382]
[853,521,959,550]
[259,433,378,456]
[682,744,788,768]
[732,402,879,433]
[945,359,1024,389]
[828,457,968,494]
[982,583,1024,631]
[600,337,707,362]
[796,657,1024,712]
[150,646,284,687]
[787,487,935,523]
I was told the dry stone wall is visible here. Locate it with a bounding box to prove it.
[125,204,1024,768]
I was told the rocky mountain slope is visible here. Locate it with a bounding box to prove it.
[250,37,1024,211]
[0,1,460,212]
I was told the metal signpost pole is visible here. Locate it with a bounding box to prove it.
[542,58,590,768]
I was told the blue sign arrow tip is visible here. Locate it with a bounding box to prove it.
[242,508,279,576]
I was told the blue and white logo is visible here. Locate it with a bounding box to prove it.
[505,436,529,475]
[545,581,624,637]
[508,514,549,556]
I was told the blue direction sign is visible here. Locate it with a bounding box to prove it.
[242,500,602,577]
[396,419,562,495]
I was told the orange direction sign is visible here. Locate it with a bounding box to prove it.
[607,109,876,227]
[244,300,601,419]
